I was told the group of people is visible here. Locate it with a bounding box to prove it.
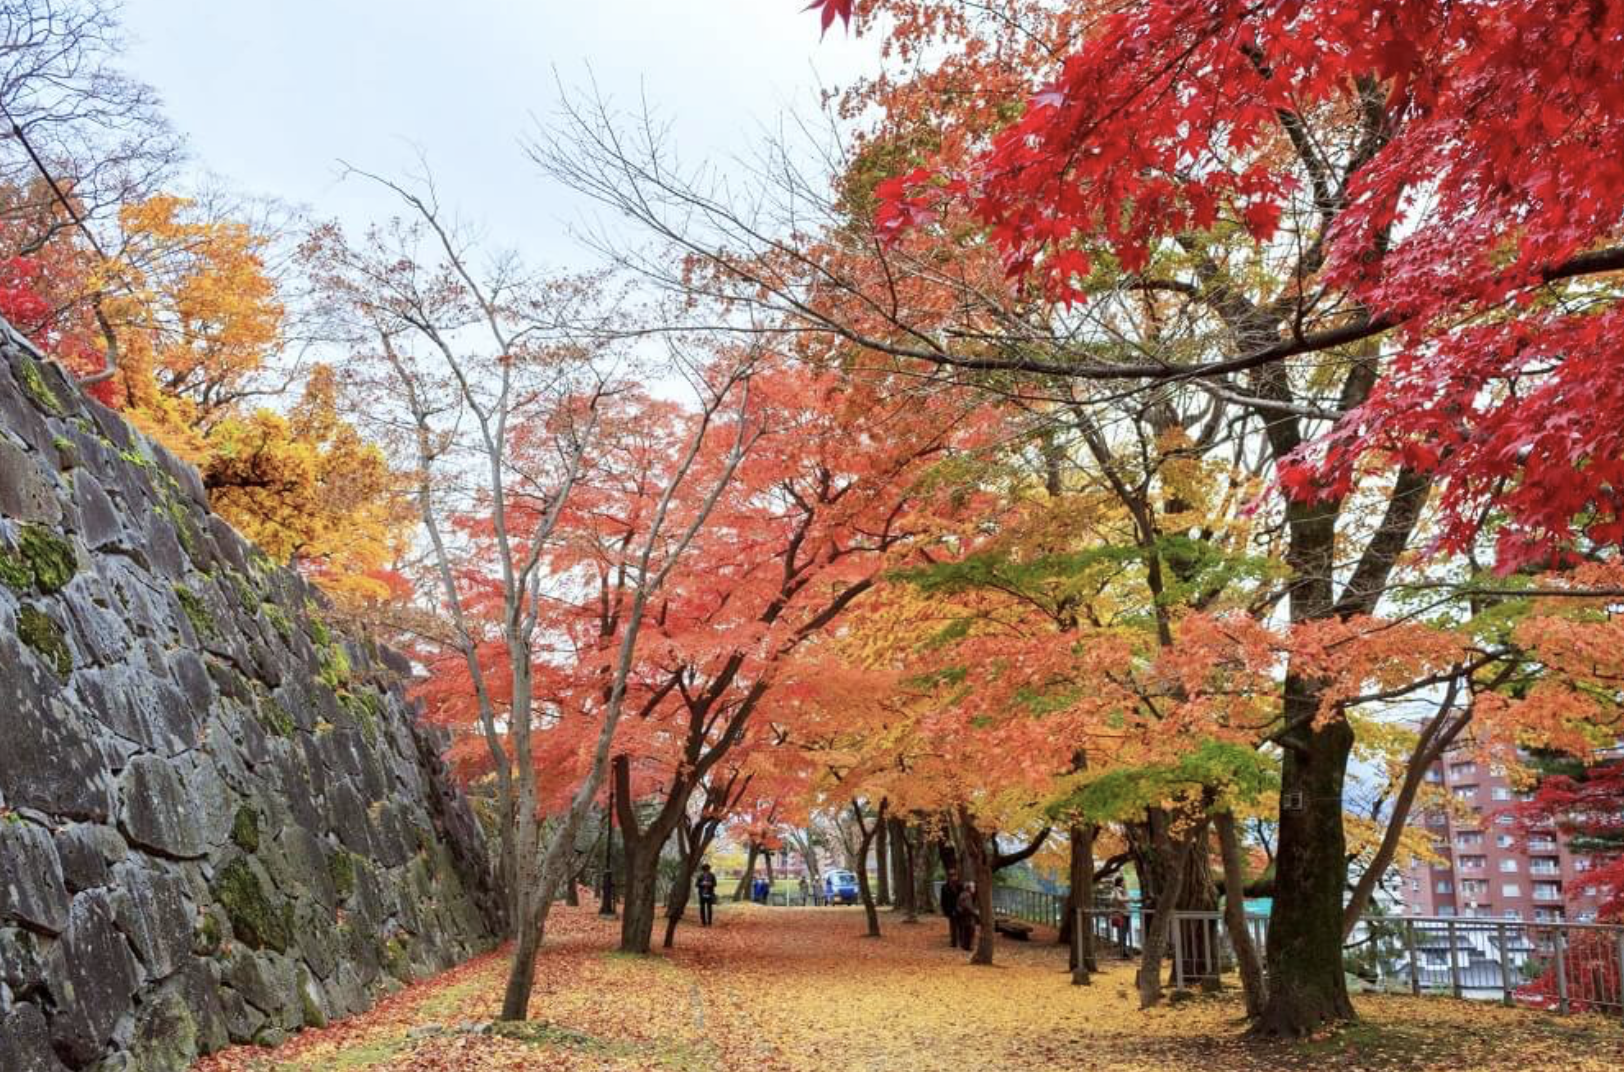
[696,859,1137,954]
[938,869,1136,956]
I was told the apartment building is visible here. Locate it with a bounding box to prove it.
[1400,753,1610,923]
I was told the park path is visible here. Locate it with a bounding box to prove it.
[194,903,1624,1071]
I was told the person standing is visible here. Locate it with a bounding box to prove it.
[939,867,965,948]
[1110,876,1131,957]
[955,880,979,952]
[797,874,809,904]
[696,864,718,927]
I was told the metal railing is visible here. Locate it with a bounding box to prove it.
[980,885,1624,1018]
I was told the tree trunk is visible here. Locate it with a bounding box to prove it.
[619,848,660,955]
[875,821,891,906]
[733,842,759,902]
[853,800,885,937]
[498,765,543,1020]
[564,873,580,907]
[663,866,694,949]
[957,808,996,965]
[794,828,821,887]
[888,818,909,912]
[1175,818,1218,987]
[1137,824,1195,1008]
[1216,810,1267,1018]
[1256,703,1358,1035]
[500,895,543,1020]
[1068,823,1097,983]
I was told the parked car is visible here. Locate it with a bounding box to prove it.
[823,869,859,904]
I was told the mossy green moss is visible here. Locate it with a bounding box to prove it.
[255,696,295,738]
[261,602,292,639]
[318,642,352,691]
[329,848,356,901]
[231,805,260,853]
[0,551,29,591]
[174,584,216,638]
[336,687,380,743]
[212,857,292,953]
[382,937,412,982]
[195,912,223,955]
[18,605,71,676]
[0,524,77,594]
[17,357,61,415]
[300,982,328,1028]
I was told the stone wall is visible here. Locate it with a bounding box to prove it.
[0,321,502,1071]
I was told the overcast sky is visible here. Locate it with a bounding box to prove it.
[120,0,876,266]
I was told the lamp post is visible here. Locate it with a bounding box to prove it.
[598,768,617,917]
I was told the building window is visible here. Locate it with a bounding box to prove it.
[1456,832,1483,848]
[1501,883,1522,898]
[1499,859,1519,873]
[1437,905,1456,917]
[1453,785,1478,800]
[1495,813,1515,826]
[1533,883,1562,901]
[1503,909,1522,920]
[1410,878,1420,893]
[1497,834,1516,848]
[1461,880,1488,897]
[1436,880,1454,894]
[1460,855,1486,870]
[1492,786,1512,801]
[1575,857,1593,872]
[1450,762,1477,778]
[1530,857,1560,876]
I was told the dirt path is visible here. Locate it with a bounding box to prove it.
[194,903,1624,1071]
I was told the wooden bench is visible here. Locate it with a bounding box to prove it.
[993,914,1033,940]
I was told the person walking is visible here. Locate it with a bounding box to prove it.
[939,867,965,948]
[797,874,809,904]
[1110,876,1131,957]
[955,880,979,952]
[697,863,719,927]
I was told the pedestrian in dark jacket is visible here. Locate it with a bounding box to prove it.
[955,881,979,951]
[696,864,718,926]
[939,867,966,947]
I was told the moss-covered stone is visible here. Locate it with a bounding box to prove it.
[257,698,295,738]
[318,642,350,689]
[299,972,328,1029]
[231,805,260,853]
[382,937,412,982]
[261,602,292,639]
[212,857,292,953]
[222,569,257,611]
[174,584,216,638]
[329,848,356,901]
[18,604,71,676]
[0,523,77,594]
[0,549,29,590]
[336,687,380,743]
[17,356,61,414]
[195,911,223,956]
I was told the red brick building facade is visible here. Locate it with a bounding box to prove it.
[1401,752,1609,923]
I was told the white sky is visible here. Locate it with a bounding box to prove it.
[120,0,877,265]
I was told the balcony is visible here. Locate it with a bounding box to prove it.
[1530,860,1561,876]
[1533,885,1564,902]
